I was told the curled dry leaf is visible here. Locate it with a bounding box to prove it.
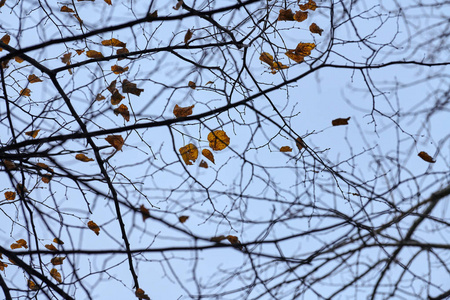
[188,81,196,89]
[210,235,227,242]
[178,216,189,223]
[61,52,72,64]
[226,235,243,250]
[148,10,158,18]
[173,104,194,118]
[299,0,317,11]
[102,38,126,47]
[104,0,112,4]
[11,239,28,249]
[122,79,144,96]
[15,56,24,63]
[36,162,50,170]
[51,257,66,266]
[310,23,323,35]
[41,174,52,183]
[50,268,62,283]
[3,160,16,170]
[86,50,104,59]
[293,11,308,22]
[75,153,94,162]
[25,130,40,138]
[278,9,294,21]
[179,143,198,165]
[184,29,193,44]
[111,90,125,105]
[75,49,85,55]
[140,205,150,221]
[418,151,435,163]
[107,80,117,93]
[202,149,215,164]
[173,0,183,10]
[135,288,150,300]
[60,6,74,12]
[16,183,29,194]
[105,135,124,151]
[117,47,129,60]
[0,34,10,52]
[199,160,208,168]
[45,244,58,251]
[53,238,64,245]
[113,104,130,122]
[332,117,350,126]
[208,130,230,151]
[295,42,315,56]
[88,220,100,235]
[296,137,305,151]
[0,262,7,271]
[280,146,292,152]
[20,88,31,96]
[5,191,16,200]
[96,94,106,101]
[28,74,43,83]
[111,65,129,74]
[260,52,274,66]
[28,279,39,291]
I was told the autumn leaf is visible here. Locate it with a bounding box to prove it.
[205,81,214,85]
[0,0,5,8]
[210,235,227,242]
[173,104,194,118]
[332,117,350,126]
[61,52,72,64]
[179,143,198,165]
[226,235,243,250]
[28,74,43,83]
[25,130,40,138]
[278,9,294,21]
[293,11,308,22]
[60,5,74,12]
[20,88,31,97]
[28,279,39,291]
[260,52,274,66]
[73,14,83,25]
[53,238,64,245]
[111,65,129,74]
[178,216,189,223]
[11,239,28,249]
[75,49,85,55]
[140,205,150,221]
[299,0,317,11]
[86,50,104,59]
[5,191,16,200]
[14,56,24,63]
[16,183,28,194]
[173,0,183,10]
[107,80,117,93]
[208,130,230,151]
[280,146,292,152]
[199,160,208,168]
[188,81,196,89]
[101,38,126,48]
[0,262,7,271]
[310,23,323,35]
[296,137,305,151]
[50,268,62,283]
[36,162,50,170]
[184,29,193,44]
[96,94,106,101]
[111,90,125,105]
[122,79,144,96]
[285,50,304,63]
[51,257,66,266]
[418,151,435,163]
[42,174,52,184]
[117,47,129,60]
[3,160,16,170]
[295,42,316,56]
[0,34,10,51]
[148,10,158,18]
[105,135,124,151]
[45,244,58,251]
[113,104,130,122]
[202,149,215,164]
[271,61,289,73]
[75,153,94,162]
[104,0,112,5]
[135,288,150,300]
[88,220,100,235]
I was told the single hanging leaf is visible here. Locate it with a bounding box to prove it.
[299,0,317,11]
[271,61,289,73]
[28,74,43,83]
[173,104,194,118]
[105,135,124,151]
[188,81,196,89]
[51,257,66,266]
[296,137,305,151]
[101,38,126,47]
[96,94,106,101]
[36,162,50,170]
[117,47,129,60]
[42,174,52,183]
[0,34,10,52]
[0,262,7,271]
[45,244,58,251]
[28,279,39,291]
[295,42,315,56]
[25,130,40,138]
[148,10,158,18]
[53,238,64,245]
[293,11,308,22]
[260,52,274,66]
[50,268,62,283]
[178,216,189,223]
[86,50,104,59]
[60,6,74,12]
[278,9,294,21]
[10,239,28,249]
[184,29,193,44]
[135,288,150,300]
[111,90,125,105]
[73,14,83,25]
[173,0,183,10]
[280,146,292,152]
[199,160,208,168]
[14,56,24,63]
[202,149,215,164]
[88,220,100,235]
[75,49,85,55]
[179,143,198,165]
[418,151,436,163]
[226,235,243,250]
[75,153,94,162]
[0,0,6,8]
[111,65,129,74]
[208,130,230,151]
[20,88,31,97]
[310,23,323,35]
[107,80,117,93]
[113,104,130,122]
[332,117,350,126]
[122,79,144,96]
[285,50,304,63]
[140,205,150,221]
[5,191,16,200]
[104,0,112,5]
[210,235,227,242]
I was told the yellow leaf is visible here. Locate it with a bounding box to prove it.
[299,0,317,11]
[0,34,10,52]
[184,29,193,44]
[210,235,226,242]
[104,0,112,5]
[178,216,189,223]
[11,239,28,249]
[293,11,308,22]
[86,50,104,59]
[135,288,150,300]
[202,149,215,164]
[296,137,305,151]
[101,38,126,47]
[53,238,64,245]
[285,50,305,63]
[199,160,208,168]
[173,104,194,118]
[122,79,144,96]
[20,88,31,97]
[75,153,94,162]
[226,235,243,250]
[259,52,274,66]
[280,146,292,152]
[111,65,129,74]
[61,52,72,64]
[25,129,40,138]
[60,5,74,12]
[113,104,130,122]
[28,279,39,290]
[140,205,150,221]
[51,257,66,266]
[88,220,100,235]
[105,135,124,151]
[208,130,230,151]
[96,94,106,101]
[332,117,350,126]
[50,268,62,283]
[117,47,129,60]
[272,61,289,71]
[14,56,24,63]
[45,244,58,251]
[278,9,294,21]
[418,151,435,163]
[111,90,125,105]
[295,42,315,56]
[309,23,323,35]
[188,81,196,89]
[179,143,198,165]
[0,262,8,271]
[5,191,16,200]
